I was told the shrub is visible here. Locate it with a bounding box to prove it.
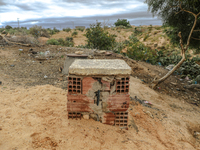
[46,37,74,47]
[133,27,143,35]
[114,19,131,28]
[5,25,12,30]
[29,25,50,38]
[63,28,71,32]
[77,28,84,32]
[53,27,60,33]
[71,31,78,37]
[46,39,60,45]
[85,22,116,50]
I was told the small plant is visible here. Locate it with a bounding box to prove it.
[133,27,142,35]
[71,31,78,37]
[77,28,84,32]
[46,39,60,45]
[46,37,74,47]
[143,34,149,41]
[63,28,71,32]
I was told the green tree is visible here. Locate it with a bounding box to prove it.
[114,19,131,28]
[85,22,116,50]
[5,25,12,30]
[145,0,200,88]
[145,0,200,49]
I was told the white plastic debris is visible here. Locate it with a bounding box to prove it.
[44,75,48,78]
[165,64,175,71]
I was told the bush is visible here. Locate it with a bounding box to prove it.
[46,37,74,47]
[71,31,78,36]
[114,19,131,28]
[85,22,116,50]
[133,27,143,35]
[5,25,12,30]
[77,28,84,32]
[46,39,60,45]
[63,28,71,32]
[29,25,50,38]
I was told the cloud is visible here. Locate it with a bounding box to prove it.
[0,0,161,28]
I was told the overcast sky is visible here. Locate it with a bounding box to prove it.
[0,0,162,29]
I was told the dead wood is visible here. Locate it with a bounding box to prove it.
[185,84,200,89]
[0,30,31,47]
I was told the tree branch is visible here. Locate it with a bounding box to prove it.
[191,37,200,40]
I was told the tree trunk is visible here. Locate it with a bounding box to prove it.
[151,52,186,89]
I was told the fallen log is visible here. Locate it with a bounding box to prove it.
[0,31,31,47]
[185,84,200,89]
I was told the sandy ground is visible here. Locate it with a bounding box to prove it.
[0,77,200,150]
[0,44,200,149]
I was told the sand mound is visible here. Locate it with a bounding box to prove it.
[0,78,199,149]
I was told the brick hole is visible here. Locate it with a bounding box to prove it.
[126,77,129,80]
[77,82,81,85]
[121,90,124,92]
[73,90,76,92]
[77,78,81,81]
[117,81,120,84]
[73,81,76,84]
[122,78,125,81]
[73,101,76,103]
[77,86,81,89]
[122,82,125,84]
[117,90,120,93]
[69,77,72,80]
[73,78,76,80]
[73,86,76,88]
[69,90,72,92]
[122,86,124,88]
[77,90,81,93]
[126,89,128,92]
[68,81,72,84]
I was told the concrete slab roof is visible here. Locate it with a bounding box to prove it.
[69,59,131,76]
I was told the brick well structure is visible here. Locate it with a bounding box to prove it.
[67,59,131,128]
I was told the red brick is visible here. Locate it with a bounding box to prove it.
[101,79,110,91]
[107,94,130,111]
[82,77,98,94]
[102,112,115,125]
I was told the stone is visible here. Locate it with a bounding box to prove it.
[62,54,88,75]
[75,51,84,55]
[69,59,131,76]
[83,114,89,119]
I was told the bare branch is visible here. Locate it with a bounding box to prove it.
[185,15,198,50]
[191,37,200,40]
[194,30,200,32]
[178,32,185,53]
